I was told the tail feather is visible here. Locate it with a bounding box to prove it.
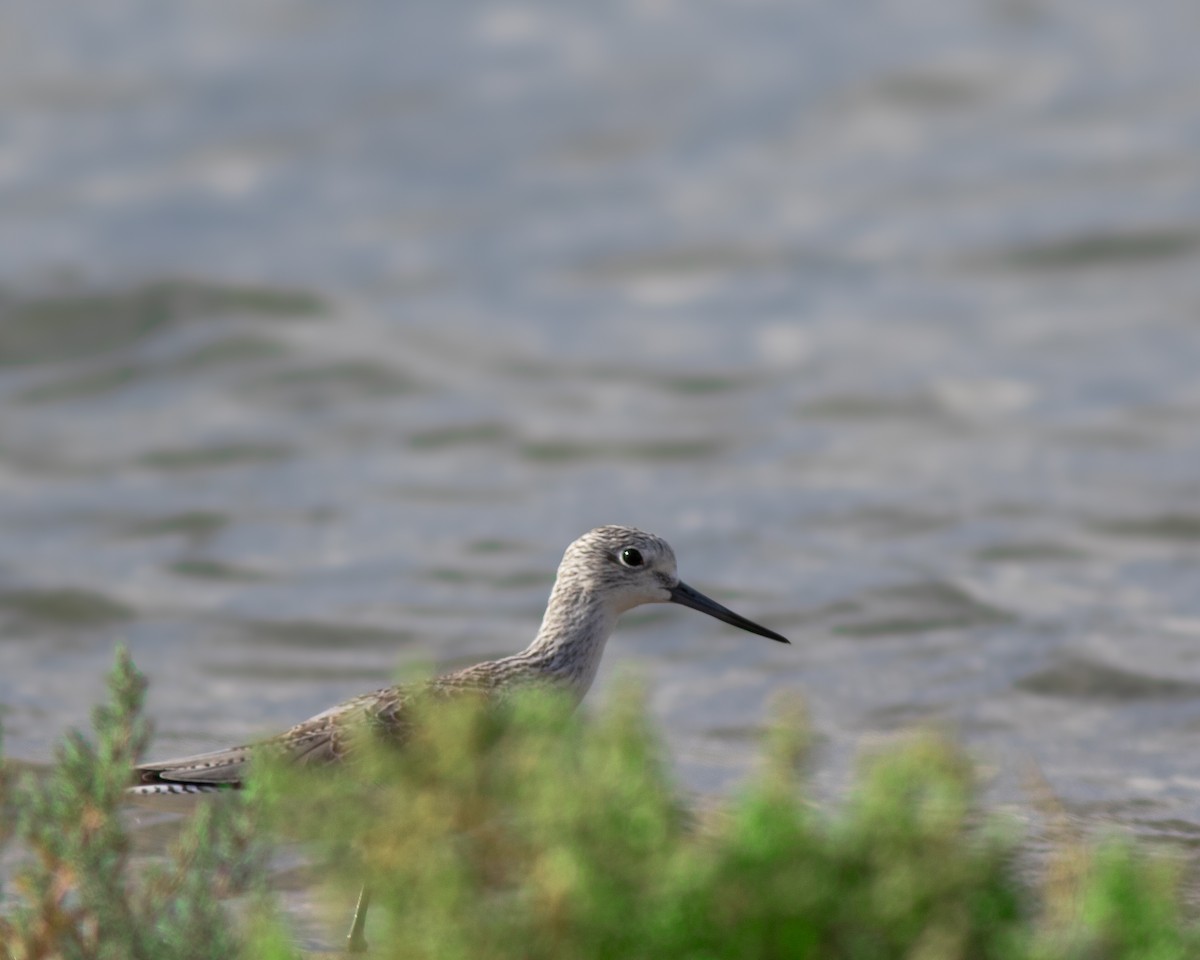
[131,743,252,794]
[127,781,234,797]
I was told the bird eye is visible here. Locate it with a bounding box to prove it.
[619,547,644,567]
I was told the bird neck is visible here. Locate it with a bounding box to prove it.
[515,579,618,698]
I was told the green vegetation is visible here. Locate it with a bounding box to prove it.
[3,650,1200,958]
[0,649,278,959]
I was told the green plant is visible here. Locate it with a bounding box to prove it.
[4,651,1200,959]
[0,648,280,960]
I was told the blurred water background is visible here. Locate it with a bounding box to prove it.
[3,0,1200,935]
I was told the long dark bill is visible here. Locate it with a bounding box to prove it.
[668,581,790,644]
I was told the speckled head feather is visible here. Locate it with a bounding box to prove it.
[549,525,679,610]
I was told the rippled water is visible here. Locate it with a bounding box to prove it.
[3,0,1200,942]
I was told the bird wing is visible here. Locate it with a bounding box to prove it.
[129,668,506,797]
[130,685,404,794]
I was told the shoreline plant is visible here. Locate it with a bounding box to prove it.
[2,649,1198,959]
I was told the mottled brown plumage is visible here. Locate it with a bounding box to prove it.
[131,525,788,796]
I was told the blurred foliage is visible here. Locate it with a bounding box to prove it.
[262,686,1200,960]
[4,650,1200,959]
[0,649,279,960]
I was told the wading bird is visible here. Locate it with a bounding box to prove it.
[131,525,789,952]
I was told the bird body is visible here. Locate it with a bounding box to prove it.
[127,525,788,949]
[132,526,786,797]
